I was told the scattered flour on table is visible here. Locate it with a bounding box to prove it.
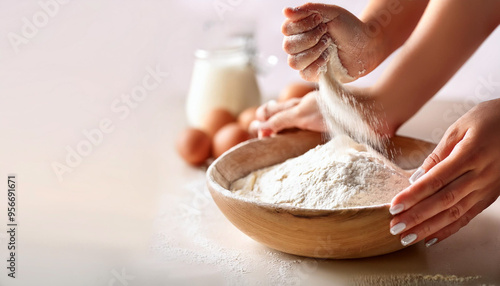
[151,178,315,285]
[350,273,482,286]
[231,135,410,209]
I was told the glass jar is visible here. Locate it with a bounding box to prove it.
[186,38,261,128]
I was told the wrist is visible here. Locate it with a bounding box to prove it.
[362,21,389,75]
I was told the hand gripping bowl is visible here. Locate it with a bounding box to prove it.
[206,131,435,259]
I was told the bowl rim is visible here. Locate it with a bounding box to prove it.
[206,136,394,214]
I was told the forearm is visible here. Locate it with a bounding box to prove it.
[359,0,429,61]
[371,0,500,131]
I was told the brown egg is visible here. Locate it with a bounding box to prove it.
[213,123,251,158]
[237,106,259,131]
[176,128,212,166]
[201,108,236,138]
[278,82,317,102]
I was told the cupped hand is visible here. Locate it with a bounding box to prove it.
[389,98,500,247]
[282,3,383,82]
[250,85,397,139]
[250,91,326,138]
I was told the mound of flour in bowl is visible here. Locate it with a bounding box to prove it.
[230,135,409,209]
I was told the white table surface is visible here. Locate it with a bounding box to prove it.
[1,94,499,286]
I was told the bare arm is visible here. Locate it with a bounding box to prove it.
[359,0,429,62]
[369,0,500,133]
[382,0,500,248]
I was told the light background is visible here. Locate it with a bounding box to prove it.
[1,1,498,101]
[0,1,498,285]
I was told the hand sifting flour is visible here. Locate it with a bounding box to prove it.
[230,135,410,209]
[230,45,407,209]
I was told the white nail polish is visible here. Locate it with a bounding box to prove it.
[401,233,417,246]
[425,238,438,248]
[390,222,406,235]
[249,120,260,130]
[389,204,404,215]
[267,100,277,108]
[409,167,425,184]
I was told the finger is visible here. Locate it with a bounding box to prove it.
[266,98,301,118]
[260,107,300,135]
[283,23,327,55]
[424,198,496,247]
[248,120,259,137]
[390,170,476,232]
[255,99,300,122]
[282,13,323,36]
[323,16,364,77]
[288,35,332,71]
[299,48,330,82]
[284,4,342,22]
[390,137,474,214]
[283,7,316,22]
[395,191,479,247]
[419,127,465,175]
[255,100,276,121]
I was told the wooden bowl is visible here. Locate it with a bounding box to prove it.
[206,131,435,259]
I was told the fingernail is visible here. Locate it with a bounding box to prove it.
[320,48,330,60]
[401,233,417,246]
[321,35,331,45]
[425,238,438,248]
[390,222,406,235]
[267,99,277,108]
[409,167,425,184]
[249,120,260,131]
[389,203,404,215]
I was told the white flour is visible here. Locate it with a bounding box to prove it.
[231,135,409,209]
[317,73,388,152]
[318,44,388,153]
[350,273,481,285]
[322,43,355,83]
[228,46,402,209]
[152,177,326,285]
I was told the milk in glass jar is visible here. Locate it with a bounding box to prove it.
[186,38,261,128]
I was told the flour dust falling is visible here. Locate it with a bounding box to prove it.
[317,43,389,154]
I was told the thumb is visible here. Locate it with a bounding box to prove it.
[411,128,463,183]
